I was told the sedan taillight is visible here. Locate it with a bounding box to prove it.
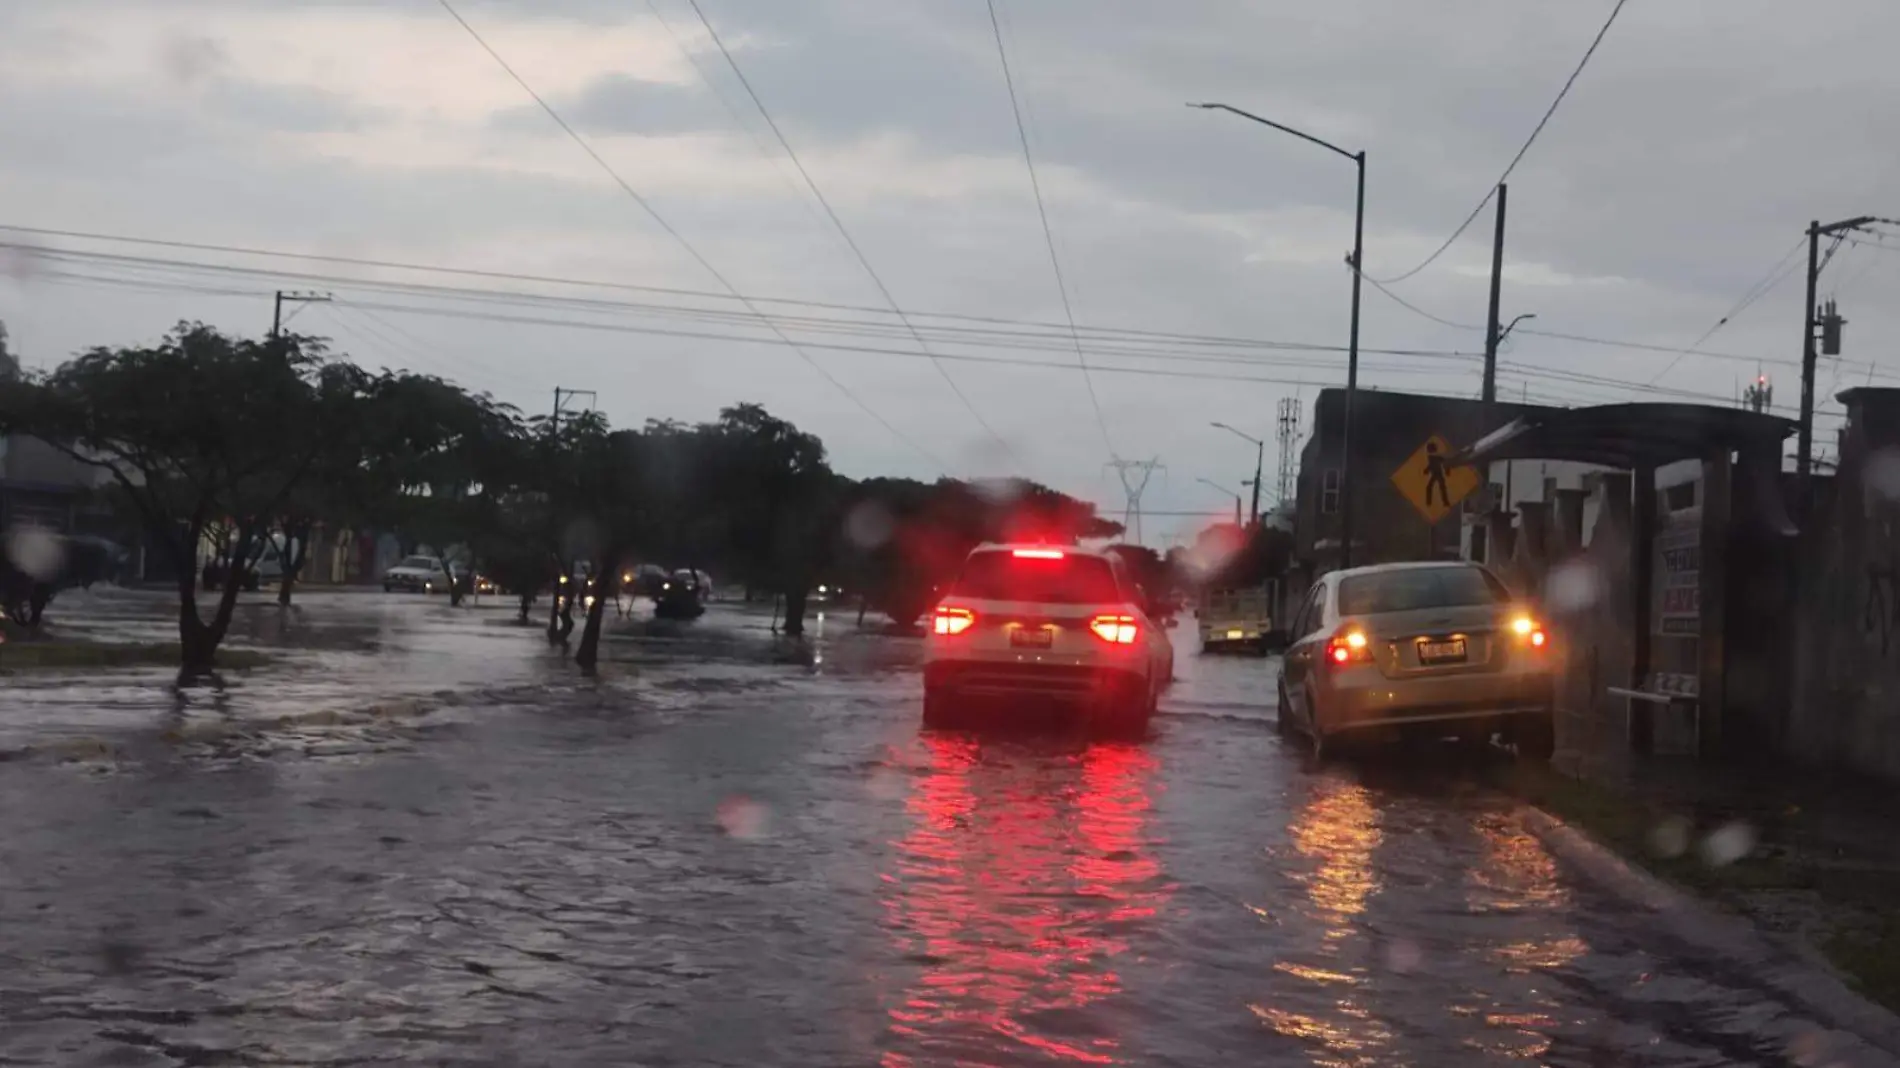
[933,606,976,636]
[1325,628,1372,665]
[1089,614,1139,644]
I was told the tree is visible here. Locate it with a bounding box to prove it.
[0,323,367,674]
[838,477,1125,626]
[0,319,18,381]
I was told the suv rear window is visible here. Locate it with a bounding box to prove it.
[951,551,1122,604]
[1338,567,1509,615]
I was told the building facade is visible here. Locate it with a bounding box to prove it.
[1293,388,1606,570]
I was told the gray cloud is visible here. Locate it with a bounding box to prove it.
[3,0,1898,525]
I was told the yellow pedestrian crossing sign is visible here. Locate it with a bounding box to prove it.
[1391,434,1480,524]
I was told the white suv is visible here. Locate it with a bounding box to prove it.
[922,543,1173,733]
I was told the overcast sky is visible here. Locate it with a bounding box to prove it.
[2,0,1897,543]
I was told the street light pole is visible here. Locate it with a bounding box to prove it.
[1190,102,1365,567]
[1210,421,1266,525]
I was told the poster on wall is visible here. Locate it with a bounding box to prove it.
[1654,521,1701,637]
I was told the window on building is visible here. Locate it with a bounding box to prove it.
[1663,481,1697,512]
[1320,469,1340,514]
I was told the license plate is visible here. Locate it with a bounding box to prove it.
[1226,629,1246,640]
[1010,627,1053,648]
[1418,638,1467,664]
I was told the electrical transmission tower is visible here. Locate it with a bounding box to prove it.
[1275,397,1301,506]
[1106,458,1164,544]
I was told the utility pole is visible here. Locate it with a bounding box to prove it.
[1798,215,1874,502]
[1106,458,1164,545]
[271,291,331,339]
[1341,149,1365,569]
[1481,183,1508,409]
[550,387,598,434]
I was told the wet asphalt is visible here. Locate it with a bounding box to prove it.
[0,588,1889,1066]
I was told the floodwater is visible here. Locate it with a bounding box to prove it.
[0,589,1889,1065]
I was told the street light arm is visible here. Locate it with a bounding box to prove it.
[1187,102,1358,163]
[1209,421,1264,447]
[1498,313,1536,344]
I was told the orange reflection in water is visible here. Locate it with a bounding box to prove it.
[1255,780,1403,1068]
[880,736,1170,1066]
[1288,781,1382,944]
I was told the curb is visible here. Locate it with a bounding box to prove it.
[1520,805,1900,1059]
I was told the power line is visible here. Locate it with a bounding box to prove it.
[1370,0,1631,285]
[680,0,1021,470]
[14,243,1495,370]
[40,257,1836,418]
[36,243,1897,410]
[1644,236,1808,385]
[1356,256,1900,381]
[434,0,942,470]
[639,0,833,239]
[984,0,1114,455]
[1358,269,1483,330]
[0,222,1484,360]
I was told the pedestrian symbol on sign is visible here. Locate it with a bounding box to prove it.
[1423,440,1451,509]
[1391,434,1480,524]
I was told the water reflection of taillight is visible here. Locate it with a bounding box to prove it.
[881,737,1168,1066]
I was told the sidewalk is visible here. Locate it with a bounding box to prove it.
[1496,754,1900,1012]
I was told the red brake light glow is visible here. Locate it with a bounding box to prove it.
[933,606,976,636]
[1511,614,1549,649]
[1326,628,1371,665]
[1011,548,1066,560]
[1089,614,1139,644]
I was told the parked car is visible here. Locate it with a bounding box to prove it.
[922,543,1173,734]
[1277,561,1555,759]
[382,555,453,593]
[672,569,714,601]
[654,570,707,620]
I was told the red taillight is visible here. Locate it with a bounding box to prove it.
[933,606,975,636]
[1089,614,1139,644]
[1011,548,1066,560]
[1511,614,1549,650]
[1325,629,1371,665]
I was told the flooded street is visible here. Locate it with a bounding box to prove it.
[0,593,1886,1065]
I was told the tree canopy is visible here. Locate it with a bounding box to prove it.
[0,321,1127,668]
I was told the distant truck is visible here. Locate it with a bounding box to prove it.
[1197,581,1279,654]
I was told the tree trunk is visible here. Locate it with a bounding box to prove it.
[782,587,809,637]
[575,568,613,670]
[177,579,218,675]
[276,524,310,608]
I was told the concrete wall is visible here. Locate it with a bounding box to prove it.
[1789,388,1900,778]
